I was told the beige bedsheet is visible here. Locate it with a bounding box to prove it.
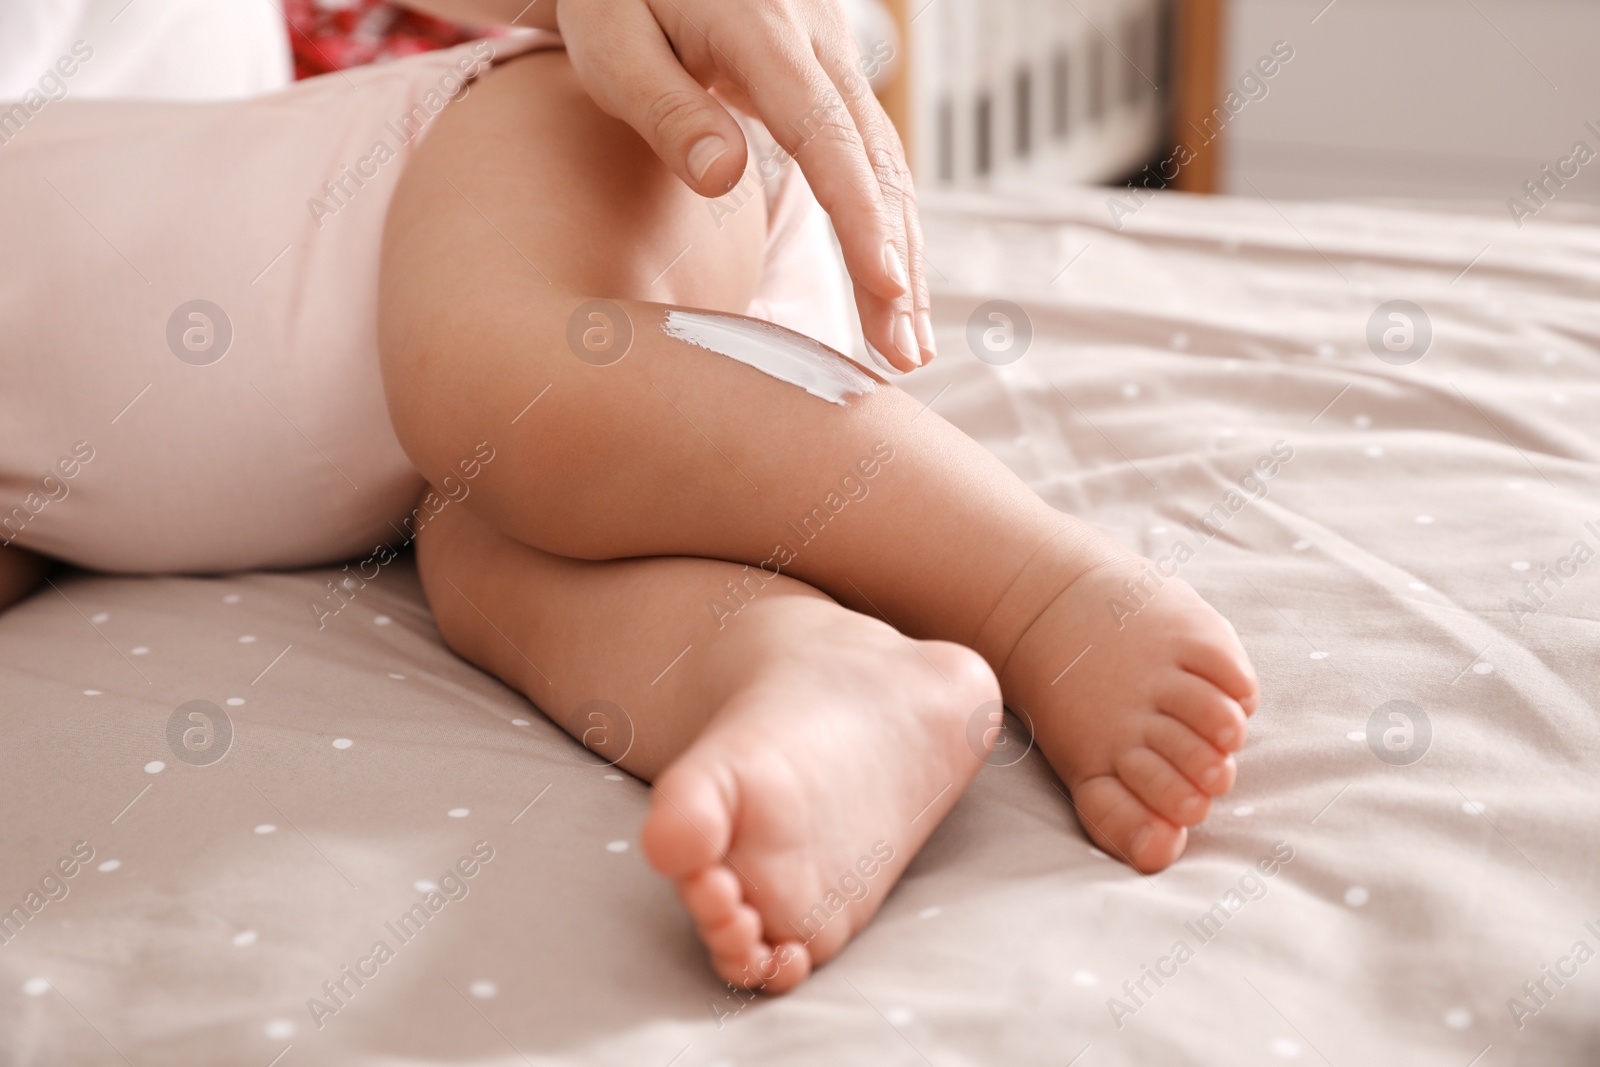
[3,187,1598,1066]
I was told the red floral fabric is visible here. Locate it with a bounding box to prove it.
[284,0,489,79]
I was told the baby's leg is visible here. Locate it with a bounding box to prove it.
[0,544,50,613]
[380,52,1259,872]
[417,496,996,991]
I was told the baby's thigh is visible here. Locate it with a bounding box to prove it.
[375,49,773,512]
[380,50,767,329]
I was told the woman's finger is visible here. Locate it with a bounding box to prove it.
[559,0,749,196]
[900,174,933,363]
[808,22,932,365]
[725,21,917,358]
[563,0,922,367]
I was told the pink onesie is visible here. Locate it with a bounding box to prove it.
[0,33,852,573]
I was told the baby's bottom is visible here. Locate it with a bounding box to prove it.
[380,51,1261,990]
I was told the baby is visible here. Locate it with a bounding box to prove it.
[0,29,1258,995]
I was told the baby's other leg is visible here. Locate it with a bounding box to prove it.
[380,51,1258,872]
[417,499,996,990]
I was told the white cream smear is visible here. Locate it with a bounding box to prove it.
[661,311,876,406]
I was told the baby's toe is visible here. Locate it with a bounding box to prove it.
[642,763,733,879]
[1070,773,1188,873]
[679,866,777,973]
[714,939,811,993]
[758,940,812,994]
[700,900,763,959]
[1178,630,1259,709]
[1159,671,1249,752]
[1115,746,1213,827]
[678,866,742,926]
[712,940,770,989]
[1146,714,1236,797]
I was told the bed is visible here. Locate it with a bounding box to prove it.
[4,185,1598,1066]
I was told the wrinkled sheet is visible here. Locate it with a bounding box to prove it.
[3,186,1598,1066]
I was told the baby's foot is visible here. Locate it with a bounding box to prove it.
[641,597,997,992]
[1001,553,1260,872]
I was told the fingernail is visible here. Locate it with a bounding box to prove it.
[1218,726,1239,749]
[1130,825,1153,859]
[688,135,728,183]
[1201,764,1223,788]
[894,313,920,367]
[883,240,909,292]
[914,309,936,358]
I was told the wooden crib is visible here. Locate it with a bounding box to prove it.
[872,0,1225,192]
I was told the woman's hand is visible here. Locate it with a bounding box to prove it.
[557,0,931,370]
[402,0,933,370]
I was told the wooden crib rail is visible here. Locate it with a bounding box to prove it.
[879,0,1226,193]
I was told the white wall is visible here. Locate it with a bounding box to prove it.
[1222,0,1600,205]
